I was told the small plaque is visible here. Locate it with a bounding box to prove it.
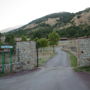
[1,45,13,49]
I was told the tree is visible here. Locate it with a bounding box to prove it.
[0,33,3,45]
[0,33,2,38]
[21,36,27,41]
[48,32,60,45]
[36,38,48,54]
[0,41,3,46]
[35,38,48,67]
[48,32,60,52]
[30,26,52,39]
[37,38,48,48]
[5,35,15,45]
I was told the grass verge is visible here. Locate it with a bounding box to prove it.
[39,54,55,66]
[0,73,4,77]
[74,66,90,72]
[64,50,90,72]
[39,58,46,66]
[68,52,77,67]
[0,72,8,77]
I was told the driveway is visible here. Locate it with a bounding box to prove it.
[43,47,70,68]
[0,47,90,90]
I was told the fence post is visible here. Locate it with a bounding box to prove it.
[10,49,13,72]
[2,51,5,73]
[17,49,20,62]
[36,47,39,67]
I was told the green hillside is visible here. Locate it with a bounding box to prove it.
[6,8,90,39]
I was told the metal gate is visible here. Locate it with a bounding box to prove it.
[0,45,13,73]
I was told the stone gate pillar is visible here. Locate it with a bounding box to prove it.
[16,41,37,70]
[77,38,90,66]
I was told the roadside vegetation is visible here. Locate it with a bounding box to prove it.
[0,72,11,77]
[68,51,90,72]
[68,52,77,67]
[38,47,55,66]
[0,72,6,77]
[74,66,90,72]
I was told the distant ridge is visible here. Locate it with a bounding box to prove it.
[0,25,23,33]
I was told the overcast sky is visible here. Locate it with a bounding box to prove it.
[0,0,90,31]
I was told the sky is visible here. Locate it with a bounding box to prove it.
[0,0,90,31]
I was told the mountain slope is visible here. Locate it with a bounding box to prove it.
[7,8,90,38]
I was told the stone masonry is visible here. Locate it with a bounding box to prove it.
[77,38,90,66]
[16,41,37,70]
[60,38,90,66]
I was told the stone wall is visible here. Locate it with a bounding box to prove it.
[60,38,90,66]
[77,38,90,66]
[16,41,37,70]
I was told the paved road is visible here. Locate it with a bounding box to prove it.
[43,47,70,68]
[0,47,90,90]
